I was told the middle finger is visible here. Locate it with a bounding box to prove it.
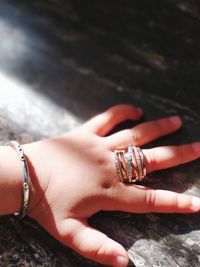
[105,116,182,149]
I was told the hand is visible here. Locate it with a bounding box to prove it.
[24,104,200,267]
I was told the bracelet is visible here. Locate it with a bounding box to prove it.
[9,140,30,219]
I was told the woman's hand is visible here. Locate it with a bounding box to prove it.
[24,104,200,267]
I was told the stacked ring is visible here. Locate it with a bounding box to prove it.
[114,150,127,182]
[114,146,146,183]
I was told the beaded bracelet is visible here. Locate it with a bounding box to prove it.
[9,140,30,219]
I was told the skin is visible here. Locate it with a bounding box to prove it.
[1,104,200,267]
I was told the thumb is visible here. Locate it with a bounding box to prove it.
[56,218,129,267]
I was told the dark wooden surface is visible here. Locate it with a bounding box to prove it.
[0,1,200,266]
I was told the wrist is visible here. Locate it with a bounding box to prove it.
[0,141,49,218]
[22,141,51,218]
[0,145,23,215]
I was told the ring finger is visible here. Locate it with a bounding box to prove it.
[144,142,200,173]
[109,142,200,177]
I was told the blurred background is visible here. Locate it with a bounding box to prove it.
[0,0,200,139]
[0,1,200,266]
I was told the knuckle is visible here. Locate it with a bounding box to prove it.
[102,153,118,184]
[155,119,165,132]
[94,238,108,258]
[175,194,180,209]
[145,190,157,210]
[129,130,141,145]
[177,145,186,160]
[146,150,158,171]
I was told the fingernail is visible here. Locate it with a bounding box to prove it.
[192,197,200,211]
[137,107,144,115]
[192,142,200,153]
[114,256,128,267]
[169,116,182,127]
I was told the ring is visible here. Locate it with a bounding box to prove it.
[114,150,126,182]
[114,146,146,183]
